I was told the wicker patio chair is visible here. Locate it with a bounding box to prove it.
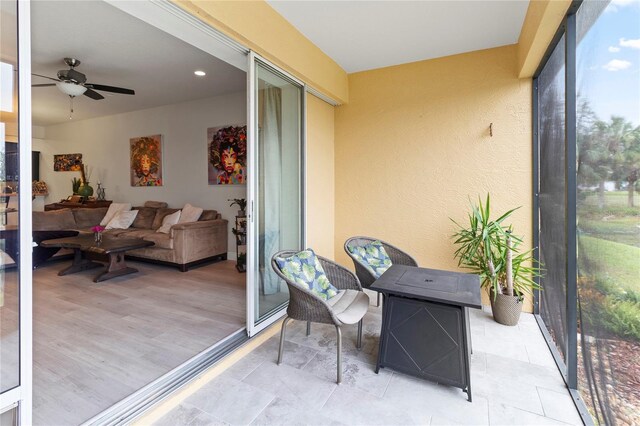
[344,236,418,306]
[272,250,369,384]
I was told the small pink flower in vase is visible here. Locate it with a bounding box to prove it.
[91,225,105,243]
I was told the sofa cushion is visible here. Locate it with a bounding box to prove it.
[179,203,203,223]
[106,210,138,230]
[103,228,131,237]
[144,201,168,209]
[72,207,109,228]
[327,290,369,325]
[33,209,76,231]
[199,210,219,221]
[132,207,157,229]
[143,232,174,249]
[100,203,132,226]
[152,208,180,230]
[119,229,156,239]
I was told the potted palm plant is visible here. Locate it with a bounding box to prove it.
[228,198,247,217]
[451,194,542,326]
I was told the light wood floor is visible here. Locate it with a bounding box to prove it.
[2,259,245,425]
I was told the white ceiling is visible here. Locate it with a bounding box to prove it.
[30,1,246,126]
[267,0,530,73]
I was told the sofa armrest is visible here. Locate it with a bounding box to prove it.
[171,219,227,231]
[171,219,228,264]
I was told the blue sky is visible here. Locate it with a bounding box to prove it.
[577,0,640,126]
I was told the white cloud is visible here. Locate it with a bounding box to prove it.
[608,46,621,52]
[603,59,632,71]
[620,38,640,49]
[606,0,636,12]
[612,0,635,5]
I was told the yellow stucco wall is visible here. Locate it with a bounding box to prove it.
[306,94,336,259]
[334,45,534,311]
[177,0,348,103]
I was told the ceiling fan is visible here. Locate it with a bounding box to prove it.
[32,57,135,100]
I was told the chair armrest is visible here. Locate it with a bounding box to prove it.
[286,283,336,325]
[318,255,363,291]
[385,244,418,267]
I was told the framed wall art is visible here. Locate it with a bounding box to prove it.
[208,125,246,185]
[130,134,163,187]
[54,153,83,171]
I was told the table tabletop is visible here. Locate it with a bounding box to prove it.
[371,264,482,309]
[40,234,153,254]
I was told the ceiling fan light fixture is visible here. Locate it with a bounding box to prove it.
[194,70,206,77]
[56,81,87,97]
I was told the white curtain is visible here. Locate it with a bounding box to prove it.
[259,85,282,295]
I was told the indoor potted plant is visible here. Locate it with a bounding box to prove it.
[228,198,247,217]
[451,194,542,326]
[77,164,94,198]
[71,177,81,195]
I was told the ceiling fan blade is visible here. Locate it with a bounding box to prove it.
[83,89,104,100]
[32,84,56,87]
[32,73,60,82]
[86,83,135,95]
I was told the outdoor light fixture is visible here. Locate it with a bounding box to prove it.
[194,70,206,76]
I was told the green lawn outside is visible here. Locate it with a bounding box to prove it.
[579,216,640,248]
[578,235,640,293]
[581,190,635,207]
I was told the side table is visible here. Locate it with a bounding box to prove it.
[371,264,481,401]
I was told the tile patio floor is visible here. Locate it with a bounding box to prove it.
[153,293,583,426]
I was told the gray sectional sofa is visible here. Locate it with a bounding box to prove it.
[33,201,228,271]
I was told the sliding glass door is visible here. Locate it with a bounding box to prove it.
[1,0,33,423]
[246,54,305,336]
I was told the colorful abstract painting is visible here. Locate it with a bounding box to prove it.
[130,135,163,187]
[208,125,247,185]
[54,153,83,171]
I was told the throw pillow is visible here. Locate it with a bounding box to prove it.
[178,203,203,223]
[100,203,132,226]
[348,240,392,278]
[105,210,139,230]
[275,249,338,300]
[157,210,181,234]
[152,208,180,229]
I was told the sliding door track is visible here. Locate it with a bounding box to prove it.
[83,329,248,426]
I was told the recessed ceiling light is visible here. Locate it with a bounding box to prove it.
[194,70,206,77]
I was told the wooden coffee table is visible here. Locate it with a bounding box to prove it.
[40,234,154,282]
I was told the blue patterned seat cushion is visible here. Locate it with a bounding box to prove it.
[275,249,338,300]
[348,240,392,278]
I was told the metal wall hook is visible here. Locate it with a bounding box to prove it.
[489,123,493,137]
